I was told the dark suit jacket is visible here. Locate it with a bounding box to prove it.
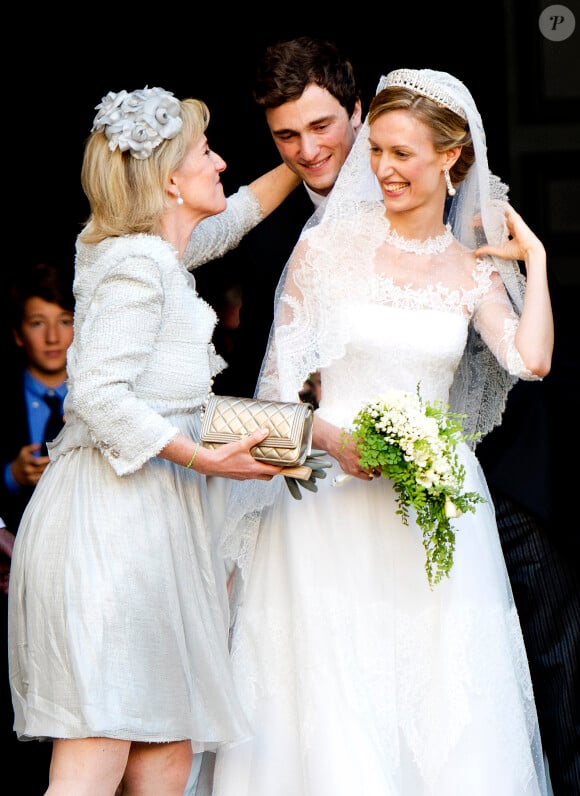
[195,186,315,398]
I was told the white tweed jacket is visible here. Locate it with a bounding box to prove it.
[50,188,262,476]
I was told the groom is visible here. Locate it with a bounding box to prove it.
[195,35,362,400]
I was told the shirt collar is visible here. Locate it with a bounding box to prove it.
[24,369,67,399]
[304,183,330,212]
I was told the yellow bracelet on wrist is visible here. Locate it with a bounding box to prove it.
[184,442,200,469]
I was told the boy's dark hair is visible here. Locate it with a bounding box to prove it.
[253,36,359,117]
[9,261,74,331]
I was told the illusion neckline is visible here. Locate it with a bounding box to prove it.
[383,221,454,255]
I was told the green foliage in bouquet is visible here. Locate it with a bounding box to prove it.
[350,385,485,588]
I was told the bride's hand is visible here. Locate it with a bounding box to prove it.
[334,434,375,481]
[475,204,545,264]
[313,416,374,482]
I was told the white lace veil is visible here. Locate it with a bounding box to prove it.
[220,70,526,579]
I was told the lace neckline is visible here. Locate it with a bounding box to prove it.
[384,221,454,255]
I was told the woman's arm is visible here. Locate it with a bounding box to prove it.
[183,163,301,270]
[247,163,301,217]
[476,204,553,378]
[157,429,282,481]
[312,415,370,481]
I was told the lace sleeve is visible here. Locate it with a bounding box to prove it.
[472,262,539,381]
[181,186,262,271]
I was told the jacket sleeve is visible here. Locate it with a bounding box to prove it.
[182,186,262,270]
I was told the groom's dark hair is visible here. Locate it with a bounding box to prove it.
[253,36,359,118]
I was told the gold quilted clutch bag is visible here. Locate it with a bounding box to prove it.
[200,395,314,467]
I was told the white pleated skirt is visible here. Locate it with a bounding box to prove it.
[9,414,249,749]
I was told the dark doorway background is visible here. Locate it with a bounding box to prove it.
[14,8,515,268]
[6,3,579,315]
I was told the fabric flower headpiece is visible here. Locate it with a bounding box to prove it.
[92,86,183,160]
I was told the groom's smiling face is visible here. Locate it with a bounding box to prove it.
[265,84,362,197]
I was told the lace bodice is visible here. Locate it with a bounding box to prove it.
[258,202,537,437]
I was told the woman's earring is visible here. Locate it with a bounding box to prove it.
[444,169,456,197]
[176,190,184,206]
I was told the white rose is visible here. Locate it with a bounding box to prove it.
[444,496,462,518]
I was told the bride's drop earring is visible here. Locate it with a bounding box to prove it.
[444,169,456,197]
[176,190,184,206]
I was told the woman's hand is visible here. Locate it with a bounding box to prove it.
[313,416,375,481]
[196,428,283,480]
[475,204,545,264]
[160,430,281,480]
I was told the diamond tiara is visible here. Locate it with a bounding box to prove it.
[384,69,468,121]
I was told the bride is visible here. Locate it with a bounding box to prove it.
[207,69,552,795]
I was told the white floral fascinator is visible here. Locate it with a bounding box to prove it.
[92,86,183,160]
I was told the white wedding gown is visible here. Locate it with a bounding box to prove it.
[208,204,547,796]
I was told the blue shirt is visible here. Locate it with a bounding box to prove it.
[3,370,67,493]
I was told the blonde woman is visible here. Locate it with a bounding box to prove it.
[8,86,299,795]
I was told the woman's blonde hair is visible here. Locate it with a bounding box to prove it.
[80,98,210,244]
[368,87,474,186]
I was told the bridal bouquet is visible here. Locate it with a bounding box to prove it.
[348,386,484,588]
